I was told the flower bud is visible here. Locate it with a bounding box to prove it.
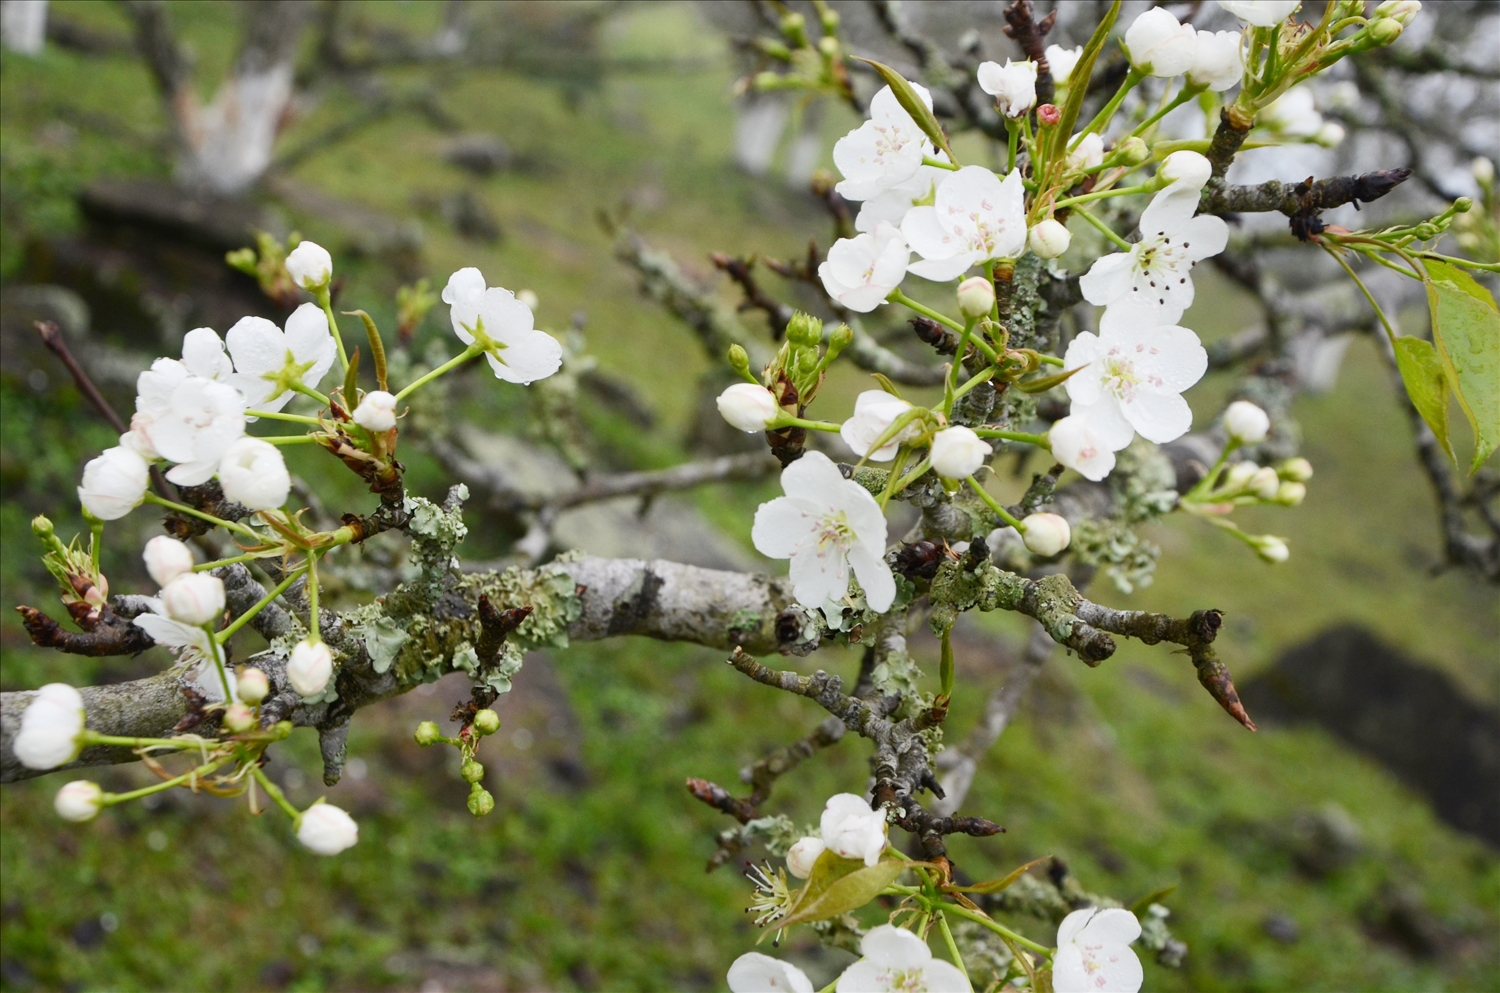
[297,802,359,855]
[1275,481,1307,506]
[1125,7,1198,77]
[414,720,442,746]
[828,323,854,355]
[1375,0,1421,25]
[1066,132,1104,173]
[143,535,196,588]
[1278,457,1314,482]
[1027,219,1072,259]
[786,836,826,879]
[1367,18,1403,46]
[1036,103,1061,126]
[468,784,495,817]
[717,383,781,433]
[218,437,291,512]
[288,639,334,697]
[1225,461,1260,491]
[930,426,993,479]
[517,289,539,310]
[285,240,333,291]
[32,515,55,542]
[1159,151,1212,190]
[977,59,1038,118]
[15,683,86,770]
[1472,157,1495,186]
[352,390,398,433]
[472,709,501,735]
[1114,136,1150,166]
[223,702,255,733]
[785,311,823,347]
[237,667,270,705]
[956,276,996,319]
[1250,466,1282,500]
[461,759,485,784]
[78,446,150,521]
[1021,513,1071,557]
[55,781,104,822]
[161,573,226,626]
[1188,29,1244,92]
[1313,122,1346,148]
[1252,534,1290,564]
[727,343,753,376]
[1224,400,1270,444]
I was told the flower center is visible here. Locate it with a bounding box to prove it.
[876,967,930,992]
[1100,352,1141,401]
[815,511,855,552]
[263,349,319,398]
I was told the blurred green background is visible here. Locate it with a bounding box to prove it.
[1,3,1495,991]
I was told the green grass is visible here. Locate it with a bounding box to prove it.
[1,3,1496,991]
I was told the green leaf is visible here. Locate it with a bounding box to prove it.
[1016,365,1087,394]
[1130,884,1178,917]
[776,852,911,927]
[344,309,389,391]
[870,372,903,397]
[854,58,957,164]
[1049,1,1121,166]
[1392,335,1454,464]
[950,856,1049,895]
[1423,259,1500,472]
[343,346,361,411]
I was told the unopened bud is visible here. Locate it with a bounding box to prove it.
[1313,122,1346,148]
[414,721,442,747]
[1036,104,1061,126]
[461,759,485,784]
[1375,0,1421,25]
[143,535,196,587]
[1473,157,1495,186]
[1367,18,1403,46]
[31,515,55,541]
[472,709,500,735]
[237,667,270,704]
[1027,219,1072,259]
[55,781,104,823]
[956,276,996,318]
[1114,136,1150,166]
[786,836,826,879]
[223,702,255,734]
[727,343,752,376]
[1275,481,1307,505]
[717,383,780,433]
[1252,534,1290,564]
[517,289,540,310]
[467,784,495,817]
[1277,457,1313,482]
[1225,461,1260,490]
[786,311,823,347]
[828,323,854,357]
[1224,400,1270,444]
[1413,222,1439,240]
[1452,196,1474,213]
[818,36,839,58]
[1250,467,1282,500]
[1020,513,1071,557]
[1158,150,1212,190]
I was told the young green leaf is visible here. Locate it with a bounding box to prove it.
[344,309,389,391]
[854,58,958,165]
[1391,335,1454,463]
[1423,260,1499,472]
[949,856,1049,895]
[343,346,361,410]
[1130,884,1178,917]
[776,852,912,927]
[1047,0,1122,171]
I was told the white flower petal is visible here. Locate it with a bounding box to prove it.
[225,316,286,377]
[1079,253,1136,306]
[847,544,895,613]
[442,267,488,306]
[752,497,816,559]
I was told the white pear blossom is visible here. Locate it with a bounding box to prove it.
[1064,307,1209,447]
[833,83,936,202]
[1067,132,1105,175]
[296,802,358,855]
[1189,30,1244,92]
[728,953,814,993]
[1216,0,1300,27]
[854,160,951,233]
[288,639,334,697]
[217,436,291,511]
[143,535,195,587]
[160,572,226,625]
[977,59,1037,118]
[14,683,86,770]
[1029,218,1072,259]
[1046,45,1083,85]
[284,240,332,290]
[442,268,564,384]
[930,426,992,479]
[352,390,398,432]
[717,383,780,433]
[1053,907,1143,993]
[819,221,910,312]
[55,780,104,822]
[1078,184,1229,325]
[751,451,895,615]
[1224,399,1271,443]
[1261,85,1322,137]
[226,303,339,413]
[840,390,919,461]
[180,327,235,381]
[820,793,888,866]
[148,376,248,486]
[1158,151,1212,191]
[1050,415,1119,482]
[835,925,972,993]
[78,446,150,520]
[902,167,1028,281]
[785,836,826,879]
[133,603,216,659]
[1125,8,1199,78]
[1022,513,1071,556]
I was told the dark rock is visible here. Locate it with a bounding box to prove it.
[444,133,514,176]
[1262,911,1301,944]
[1242,625,1500,847]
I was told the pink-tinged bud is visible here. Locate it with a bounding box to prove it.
[223,702,255,733]
[143,535,196,587]
[716,384,780,433]
[237,667,270,704]
[1027,219,1072,259]
[1250,467,1281,500]
[786,836,826,879]
[1021,513,1071,556]
[1036,104,1061,126]
[287,640,334,697]
[956,276,996,319]
[55,780,104,822]
[160,573,226,626]
[1224,400,1270,444]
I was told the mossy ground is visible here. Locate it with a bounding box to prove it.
[1,4,1495,991]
